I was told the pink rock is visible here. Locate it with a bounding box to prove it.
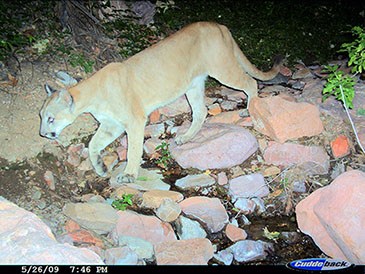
[111,210,176,245]
[228,173,269,199]
[225,224,247,242]
[330,135,351,158]
[206,110,242,124]
[179,196,228,233]
[296,170,365,264]
[0,197,103,264]
[158,95,191,117]
[249,96,324,143]
[66,143,85,167]
[155,238,214,265]
[170,123,258,170]
[263,141,329,175]
[217,172,228,186]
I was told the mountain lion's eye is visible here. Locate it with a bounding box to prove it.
[48,117,54,124]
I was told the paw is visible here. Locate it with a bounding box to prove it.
[175,134,191,145]
[116,173,136,184]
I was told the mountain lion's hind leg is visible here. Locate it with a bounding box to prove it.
[175,76,207,145]
[89,122,124,177]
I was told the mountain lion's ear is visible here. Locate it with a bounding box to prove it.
[59,89,75,111]
[44,84,57,97]
[56,71,78,86]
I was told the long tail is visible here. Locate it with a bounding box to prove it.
[234,42,283,81]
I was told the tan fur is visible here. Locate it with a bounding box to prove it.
[40,22,282,183]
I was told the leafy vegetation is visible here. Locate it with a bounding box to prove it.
[322,26,365,153]
[155,0,365,68]
[322,65,356,109]
[111,194,134,211]
[155,141,173,170]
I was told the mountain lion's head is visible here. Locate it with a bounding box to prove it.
[39,84,76,140]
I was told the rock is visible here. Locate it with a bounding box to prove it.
[66,143,85,167]
[144,123,165,138]
[118,235,154,260]
[64,220,104,248]
[155,198,181,222]
[63,202,118,235]
[143,137,161,158]
[330,135,351,158]
[263,141,330,175]
[0,197,103,264]
[154,238,214,265]
[110,163,170,190]
[206,110,243,124]
[234,198,256,214]
[263,166,281,177]
[208,103,222,116]
[149,109,161,124]
[217,86,247,102]
[43,170,56,191]
[170,123,258,170]
[175,215,207,240]
[296,170,365,264]
[158,95,191,117]
[102,152,118,171]
[141,189,184,209]
[249,96,324,143]
[104,246,139,265]
[228,173,269,200]
[111,210,176,245]
[217,172,228,185]
[179,196,229,233]
[220,100,238,111]
[292,67,313,79]
[175,173,215,189]
[229,240,273,263]
[225,224,247,242]
[214,249,234,265]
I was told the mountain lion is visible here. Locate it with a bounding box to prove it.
[40,21,282,183]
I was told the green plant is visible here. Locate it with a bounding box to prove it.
[339,26,365,73]
[69,53,94,73]
[322,65,355,109]
[322,26,365,154]
[155,141,172,170]
[111,194,134,211]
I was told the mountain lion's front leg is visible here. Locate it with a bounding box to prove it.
[89,122,124,177]
[116,122,146,183]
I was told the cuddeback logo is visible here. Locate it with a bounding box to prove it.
[287,258,353,271]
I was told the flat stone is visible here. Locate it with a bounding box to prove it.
[154,238,214,265]
[111,210,176,245]
[179,196,229,233]
[170,123,258,170]
[63,202,118,235]
[118,235,154,260]
[229,240,273,263]
[228,173,269,200]
[110,163,170,190]
[141,189,184,209]
[225,224,247,242]
[263,141,330,175]
[155,198,181,222]
[175,173,215,189]
[175,215,207,240]
[249,96,324,143]
[104,246,139,265]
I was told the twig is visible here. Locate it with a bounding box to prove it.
[339,84,365,154]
